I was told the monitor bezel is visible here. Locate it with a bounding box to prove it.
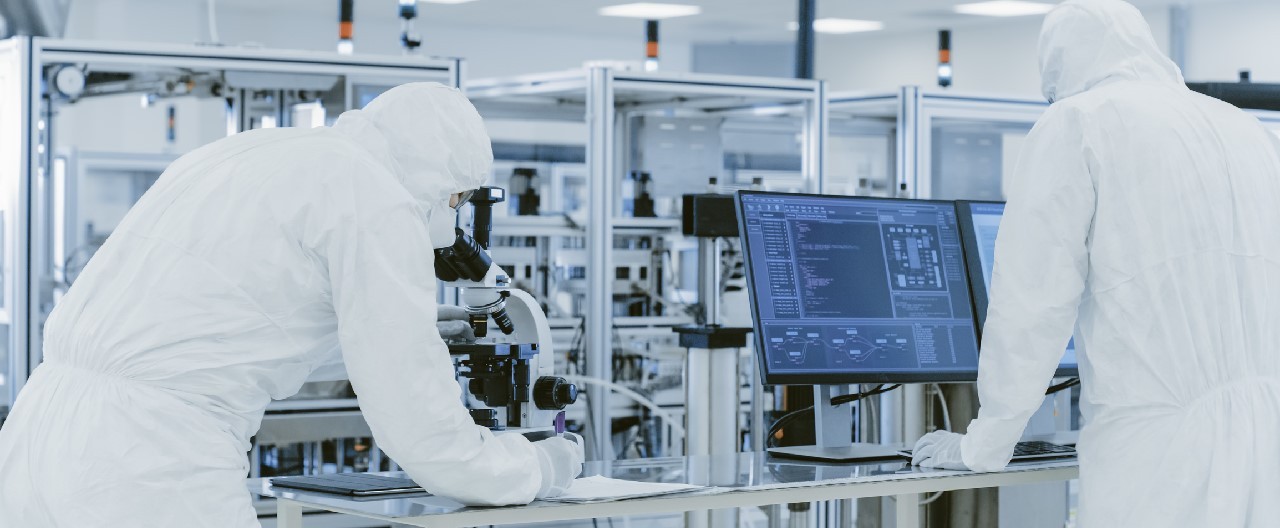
[735,190,982,386]
[954,200,1080,378]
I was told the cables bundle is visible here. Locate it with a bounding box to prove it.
[765,384,902,448]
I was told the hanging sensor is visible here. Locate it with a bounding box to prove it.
[399,0,422,53]
[166,105,176,144]
[938,29,953,88]
[337,0,354,55]
[644,20,659,72]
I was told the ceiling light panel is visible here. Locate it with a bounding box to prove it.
[954,1,1055,17]
[599,3,702,19]
[787,18,884,34]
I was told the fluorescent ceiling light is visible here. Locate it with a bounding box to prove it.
[752,105,790,116]
[786,18,884,34]
[954,1,1054,17]
[599,3,702,19]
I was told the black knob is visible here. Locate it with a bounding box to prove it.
[533,377,578,410]
[468,379,485,396]
[469,408,499,428]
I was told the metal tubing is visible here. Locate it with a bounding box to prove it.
[586,67,616,461]
[750,358,766,452]
[767,505,786,528]
[794,0,816,79]
[336,438,346,472]
[685,350,712,456]
[896,86,922,198]
[879,389,903,445]
[28,48,50,375]
[903,384,926,444]
[804,80,827,194]
[697,238,720,326]
[709,349,739,454]
[838,499,854,527]
[788,506,812,528]
[276,499,304,528]
[896,493,921,528]
[10,38,33,400]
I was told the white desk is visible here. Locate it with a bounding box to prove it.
[248,452,1078,528]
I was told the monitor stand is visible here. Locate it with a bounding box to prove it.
[767,385,904,463]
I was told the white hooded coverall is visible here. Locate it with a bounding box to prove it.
[948,1,1280,526]
[0,83,567,526]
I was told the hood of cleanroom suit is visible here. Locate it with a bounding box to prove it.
[1036,0,1182,103]
[333,82,492,210]
[960,1,1280,526]
[0,83,567,527]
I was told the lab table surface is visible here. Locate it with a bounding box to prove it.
[248,451,1079,528]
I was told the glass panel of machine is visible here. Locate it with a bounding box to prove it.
[739,192,980,383]
[963,201,1078,370]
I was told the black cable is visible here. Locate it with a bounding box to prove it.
[1045,378,1080,395]
[831,383,901,405]
[765,405,815,448]
[765,384,903,448]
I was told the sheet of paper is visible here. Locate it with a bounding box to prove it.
[542,475,712,503]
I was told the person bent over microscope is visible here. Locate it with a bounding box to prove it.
[0,83,583,527]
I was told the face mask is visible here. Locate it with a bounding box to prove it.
[428,205,459,249]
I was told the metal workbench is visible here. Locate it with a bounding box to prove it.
[249,452,1078,528]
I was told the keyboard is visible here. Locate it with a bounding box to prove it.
[900,440,1076,462]
[1011,441,1076,458]
[270,473,426,496]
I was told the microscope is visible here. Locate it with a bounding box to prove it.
[435,187,578,437]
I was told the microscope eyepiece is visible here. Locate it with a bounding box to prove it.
[434,228,493,282]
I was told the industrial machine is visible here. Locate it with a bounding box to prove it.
[436,186,578,435]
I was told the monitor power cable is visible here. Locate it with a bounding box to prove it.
[765,384,903,449]
[1045,378,1080,395]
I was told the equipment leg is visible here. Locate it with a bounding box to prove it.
[277,499,304,528]
[895,493,920,528]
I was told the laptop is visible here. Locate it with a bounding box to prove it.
[270,473,426,497]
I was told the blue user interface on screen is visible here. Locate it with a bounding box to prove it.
[738,192,981,383]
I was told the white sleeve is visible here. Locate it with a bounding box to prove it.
[961,106,1096,471]
[319,170,543,506]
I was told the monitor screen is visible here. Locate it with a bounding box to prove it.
[955,201,1079,377]
[736,191,981,385]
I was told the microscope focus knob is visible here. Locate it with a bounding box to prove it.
[533,377,578,410]
[470,408,499,429]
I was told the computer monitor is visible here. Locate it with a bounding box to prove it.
[736,191,981,385]
[955,200,1079,377]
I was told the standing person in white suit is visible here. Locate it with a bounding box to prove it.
[0,82,583,527]
[911,0,1280,525]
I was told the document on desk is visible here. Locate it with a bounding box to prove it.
[542,476,721,504]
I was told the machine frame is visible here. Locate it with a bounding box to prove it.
[468,68,828,460]
[0,36,460,463]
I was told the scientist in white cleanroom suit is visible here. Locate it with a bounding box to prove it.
[912,0,1280,525]
[0,83,583,526]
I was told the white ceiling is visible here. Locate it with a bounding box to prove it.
[214,0,1251,43]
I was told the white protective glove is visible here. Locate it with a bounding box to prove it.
[436,305,475,342]
[531,433,585,499]
[911,430,969,470]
